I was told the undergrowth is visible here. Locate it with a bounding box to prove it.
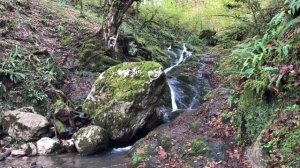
[0,45,64,113]
[221,0,299,166]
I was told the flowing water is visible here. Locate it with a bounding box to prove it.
[164,44,211,113]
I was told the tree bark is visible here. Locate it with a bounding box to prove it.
[100,0,136,52]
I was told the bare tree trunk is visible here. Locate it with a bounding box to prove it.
[100,0,136,52]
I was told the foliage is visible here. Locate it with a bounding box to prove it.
[0,45,64,110]
[224,0,299,96]
[261,110,300,167]
[139,0,238,32]
[0,45,26,88]
[223,0,300,152]
[231,89,278,145]
[27,88,46,105]
[131,154,145,167]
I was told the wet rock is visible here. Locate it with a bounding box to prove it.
[62,139,76,153]
[168,109,197,121]
[36,137,62,155]
[1,107,50,141]
[30,162,44,168]
[73,125,108,155]
[11,149,26,157]
[0,148,11,161]
[46,89,91,139]
[21,143,38,156]
[82,62,165,143]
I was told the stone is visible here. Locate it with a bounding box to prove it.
[36,137,61,155]
[72,125,108,155]
[0,148,11,161]
[11,149,26,157]
[1,107,50,141]
[62,139,76,153]
[0,136,13,147]
[21,143,37,156]
[30,162,44,168]
[82,61,165,143]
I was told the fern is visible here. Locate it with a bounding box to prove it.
[282,16,300,37]
[27,88,46,105]
[286,0,300,16]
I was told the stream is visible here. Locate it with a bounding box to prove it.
[163,44,211,120]
[0,44,211,168]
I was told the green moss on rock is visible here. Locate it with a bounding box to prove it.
[188,139,209,157]
[83,61,162,112]
[55,120,65,134]
[77,38,122,72]
[82,61,164,141]
[157,134,172,151]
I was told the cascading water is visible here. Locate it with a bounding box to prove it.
[163,44,211,113]
[164,44,192,111]
[164,44,192,74]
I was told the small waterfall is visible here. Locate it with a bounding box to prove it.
[163,44,211,113]
[164,44,192,111]
[167,79,178,111]
[164,44,192,74]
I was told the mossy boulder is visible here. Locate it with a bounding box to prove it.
[82,61,166,143]
[77,38,122,72]
[72,125,108,155]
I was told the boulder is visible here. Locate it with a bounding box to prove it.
[11,149,26,157]
[0,148,11,161]
[36,137,61,155]
[61,139,76,153]
[72,125,108,155]
[82,61,165,143]
[1,107,49,141]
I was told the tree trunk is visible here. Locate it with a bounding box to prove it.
[100,0,136,52]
